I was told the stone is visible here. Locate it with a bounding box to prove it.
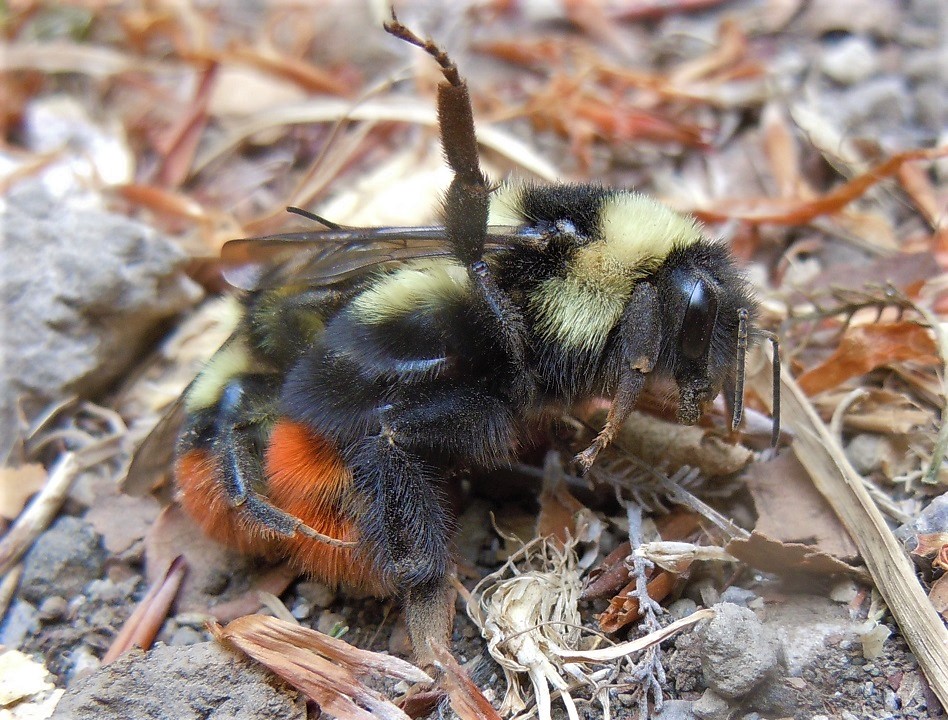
[20,516,105,604]
[698,603,779,700]
[51,642,304,720]
[0,181,202,460]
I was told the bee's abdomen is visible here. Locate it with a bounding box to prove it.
[175,448,281,557]
[264,420,385,594]
[174,419,385,595]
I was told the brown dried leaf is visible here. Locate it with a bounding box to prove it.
[0,463,46,520]
[537,478,586,544]
[794,252,940,299]
[727,531,868,580]
[596,570,677,633]
[745,452,859,559]
[694,146,948,225]
[212,614,431,720]
[145,504,296,618]
[583,512,700,601]
[929,575,948,618]
[611,410,753,476]
[85,493,160,555]
[913,535,948,571]
[797,322,939,396]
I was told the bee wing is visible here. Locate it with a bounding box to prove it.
[221,225,533,291]
[121,393,187,498]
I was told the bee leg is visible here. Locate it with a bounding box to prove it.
[216,380,355,548]
[349,432,453,666]
[575,283,661,473]
[385,15,532,398]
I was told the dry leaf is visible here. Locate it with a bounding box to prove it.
[727,531,868,580]
[596,570,677,634]
[584,512,700,601]
[912,533,948,563]
[212,614,431,720]
[797,322,939,396]
[610,410,753,477]
[84,493,160,555]
[745,452,859,560]
[928,574,948,618]
[0,464,46,520]
[792,251,940,300]
[694,146,948,224]
[0,650,54,705]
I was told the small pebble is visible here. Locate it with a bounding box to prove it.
[38,595,68,621]
[169,626,205,646]
[291,600,312,620]
[699,603,779,699]
[175,612,213,628]
[316,611,347,636]
[820,35,879,84]
[693,688,729,720]
[720,586,757,607]
[829,579,859,603]
[69,644,101,680]
[668,598,699,620]
[295,581,336,609]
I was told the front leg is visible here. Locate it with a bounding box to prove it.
[575,282,661,473]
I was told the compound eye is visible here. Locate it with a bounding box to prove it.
[680,278,718,360]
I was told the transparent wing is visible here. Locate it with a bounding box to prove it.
[221,225,539,291]
[121,393,187,497]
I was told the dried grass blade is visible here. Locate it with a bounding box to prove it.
[0,453,81,576]
[552,608,714,662]
[103,556,187,663]
[759,371,948,709]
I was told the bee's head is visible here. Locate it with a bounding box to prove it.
[652,243,758,427]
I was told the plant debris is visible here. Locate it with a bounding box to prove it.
[2,2,947,719]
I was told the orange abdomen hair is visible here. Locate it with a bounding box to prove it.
[263,420,385,595]
[175,449,281,558]
[175,422,385,595]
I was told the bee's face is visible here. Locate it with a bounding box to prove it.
[656,247,753,424]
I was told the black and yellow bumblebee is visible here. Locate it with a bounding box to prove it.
[132,15,778,666]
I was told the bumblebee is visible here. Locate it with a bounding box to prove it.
[133,15,778,666]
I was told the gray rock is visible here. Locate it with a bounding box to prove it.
[0,598,40,647]
[653,699,697,720]
[693,689,730,720]
[698,603,779,700]
[0,181,202,460]
[19,516,105,604]
[51,642,305,720]
[719,586,758,607]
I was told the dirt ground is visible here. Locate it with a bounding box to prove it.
[2,1,947,719]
